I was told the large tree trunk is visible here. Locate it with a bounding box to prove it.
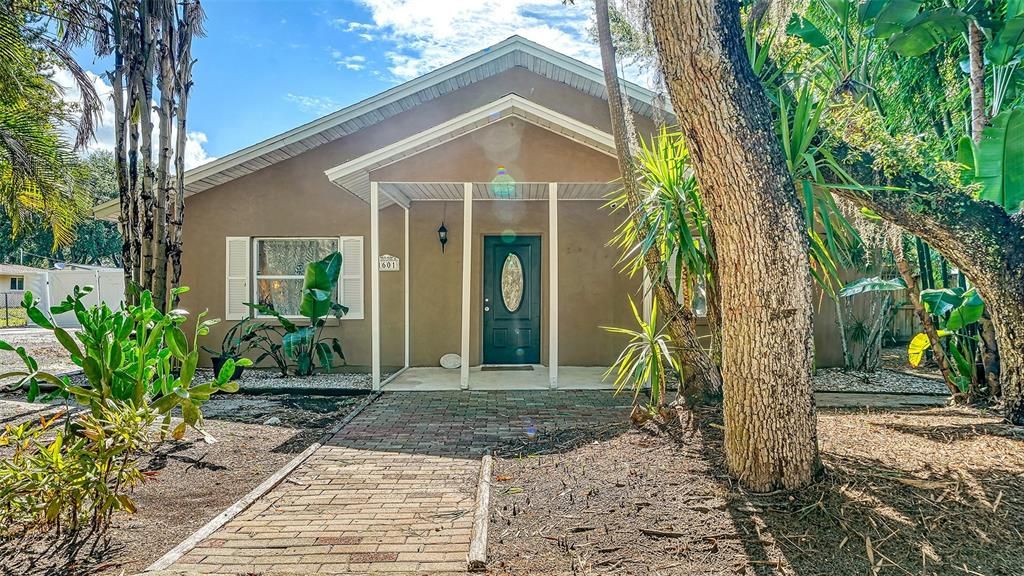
[832,155,1024,423]
[648,0,821,490]
[594,0,722,400]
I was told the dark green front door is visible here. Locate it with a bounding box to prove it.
[483,235,541,364]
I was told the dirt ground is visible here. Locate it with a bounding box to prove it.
[488,406,1024,576]
[0,392,362,576]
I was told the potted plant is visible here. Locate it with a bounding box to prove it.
[203,317,260,380]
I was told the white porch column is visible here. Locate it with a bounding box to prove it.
[460,182,473,389]
[403,205,410,369]
[370,181,381,391]
[548,182,558,389]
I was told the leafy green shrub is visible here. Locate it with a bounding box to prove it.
[0,285,243,533]
[0,402,154,534]
[603,297,679,413]
[247,252,347,376]
[908,287,985,392]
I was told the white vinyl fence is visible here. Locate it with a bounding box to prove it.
[26,269,125,328]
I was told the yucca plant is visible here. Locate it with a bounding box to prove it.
[603,297,679,412]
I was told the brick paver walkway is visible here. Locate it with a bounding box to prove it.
[168,391,631,575]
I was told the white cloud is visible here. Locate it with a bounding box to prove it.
[285,93,342,116]
[53,68,216,170]
[354,0,623,83]
[329,51,367,71]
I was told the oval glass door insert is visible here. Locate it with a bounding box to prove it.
[501,253,524,312]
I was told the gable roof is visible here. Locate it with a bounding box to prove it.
[325,94,618,208]
[95,35,667,220]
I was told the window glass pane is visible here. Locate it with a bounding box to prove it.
[256,278,304,316]
[501,253,524,312]
[257,239,337,276]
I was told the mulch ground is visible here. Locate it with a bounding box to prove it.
[0,393,362,576]
[487,405,1024,575]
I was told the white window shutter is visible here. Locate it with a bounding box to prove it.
[225,237,250,320]
[340,236,364,320]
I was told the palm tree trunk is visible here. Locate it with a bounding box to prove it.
[170,1,198,304]
[966,20,1001,398]
[152,0,175,311]
[127,61,142,300]
[138,4,157,297]
[968,21,987,141]
[594,0,722,400]
[648,0,821,490]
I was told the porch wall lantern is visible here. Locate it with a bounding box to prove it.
[438,222,448,253]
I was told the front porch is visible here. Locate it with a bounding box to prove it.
[324,94,644,391]
[382,365,614,391]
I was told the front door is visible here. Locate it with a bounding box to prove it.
[483,235,541,364]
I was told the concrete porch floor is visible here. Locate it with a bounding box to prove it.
[384,365,615,391]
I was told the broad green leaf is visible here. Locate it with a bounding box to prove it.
[887,8,967,57]
[986,15,1024,66]
[165,325,188,360]
[945,288,984,330]
[956,136,976,185]
[839,276,907,297]
[82,356,103,385]
[299,252,342,319]
[26,306,52,329]
[52,327,82,358]
[975,107,1024,212]
[866,0,922,38]
[216,358,236,383]
[920,288,963,316]
[787,15,829,47]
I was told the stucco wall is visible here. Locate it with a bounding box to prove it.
[178,67,649,369]
[174,64,851,370]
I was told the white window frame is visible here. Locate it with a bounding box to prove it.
[251,236,348,320]
[9,276,24,291]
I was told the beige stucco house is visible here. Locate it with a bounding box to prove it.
[96,36,847,389]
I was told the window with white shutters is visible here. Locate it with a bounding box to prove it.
[225,237,251,320]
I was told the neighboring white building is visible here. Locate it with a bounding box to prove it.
[0,263,125,328]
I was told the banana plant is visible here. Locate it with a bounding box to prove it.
[247,251,347,376]
[959,106,1024,211]
[907,286,985,391]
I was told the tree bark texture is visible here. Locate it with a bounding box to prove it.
[966,20,1001,400]
[648,0,822,490]
[893,241,958,394]
[594,0,723,400]
[832,156,1024,424]
[968,21,987,142]
[153,0,175,312]
[170,5,196,302]
[138,6,157,300]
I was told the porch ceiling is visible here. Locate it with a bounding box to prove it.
[378,181,619,203]
[325,94,618,209]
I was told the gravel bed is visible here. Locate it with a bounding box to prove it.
[195,367,395,391]
[813,367,949,395]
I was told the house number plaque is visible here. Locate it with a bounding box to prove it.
[378,255,400,272]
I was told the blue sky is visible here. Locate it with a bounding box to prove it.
[67,0,623,167]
